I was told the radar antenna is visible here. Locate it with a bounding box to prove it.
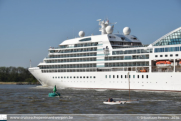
[97,19,117,35]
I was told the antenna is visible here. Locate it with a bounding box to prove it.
[30,60,31,68]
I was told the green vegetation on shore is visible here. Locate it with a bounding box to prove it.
[0,66,38,83]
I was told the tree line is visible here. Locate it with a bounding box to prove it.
[0,67,37,82]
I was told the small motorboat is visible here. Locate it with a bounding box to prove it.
[103,100,139,105]
[103,101,127,105]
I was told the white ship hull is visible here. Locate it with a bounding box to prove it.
[28,19,181,92]
[29,67,181,92]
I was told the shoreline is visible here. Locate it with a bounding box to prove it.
[0,82,41,85]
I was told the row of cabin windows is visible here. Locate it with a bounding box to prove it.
[105,75,148,79]
[53,76,96,79]
[49,52,97,58]
[50,47,97,53]
[155,54,178,57]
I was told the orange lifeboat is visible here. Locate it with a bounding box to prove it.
[156,61,171,67]
[140,69,147,72]
[179,61,181,66]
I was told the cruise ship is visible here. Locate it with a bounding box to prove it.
[29,19,181,92]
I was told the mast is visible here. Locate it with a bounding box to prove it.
[30,60,31,68]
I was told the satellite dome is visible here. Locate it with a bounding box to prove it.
[123,27,131,35]
[106,25,113,34]
[79,31,85,37]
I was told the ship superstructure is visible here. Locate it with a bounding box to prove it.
[29,19,181,91]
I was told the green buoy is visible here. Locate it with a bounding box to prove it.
[48,85,61,97]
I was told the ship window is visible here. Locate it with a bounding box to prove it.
[77,76,79,78]
[90,76,92,78]
[70,76,72,78]
[109,75,111,78]
[67,76,69,78]
[170,54,173,57]
[125,75,127,78]
[53,77,54,78]
[165,55,168,57]
[129,75,131,78]
[121,37,125,40]
[74,76,76,78]
[61,76,63,78]
[79,38,91,42]
[113,75,115,78]
[64,76,66,78]
[133,75,135,78]
[155,55,158,57]
[160,55,163,57]
[121,75,122,78]
[105,75,107,78]
[142,75,144,78]
[146,75,148,78]
[55,77,57,78]
[80,76,82,78]
[83,76,85,78]
[93,76,96,78]
[87,76,89,78]
[117,75,119,78]
[176,54,179,56]
[137,75,139,78]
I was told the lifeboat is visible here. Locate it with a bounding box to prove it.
[156,61,171,67]
[140,69,147,72]
[179,61,181,66]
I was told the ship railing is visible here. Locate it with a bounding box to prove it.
[45,55,97,59]
[105,57,149,61]
[49,44,100,50]
[105,64,149,67]
[49,49,98,54]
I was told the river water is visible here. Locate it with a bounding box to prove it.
[0,85,181,114]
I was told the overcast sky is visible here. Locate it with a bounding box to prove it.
[0,0,181,67]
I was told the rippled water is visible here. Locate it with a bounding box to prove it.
[0,85,181,114]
